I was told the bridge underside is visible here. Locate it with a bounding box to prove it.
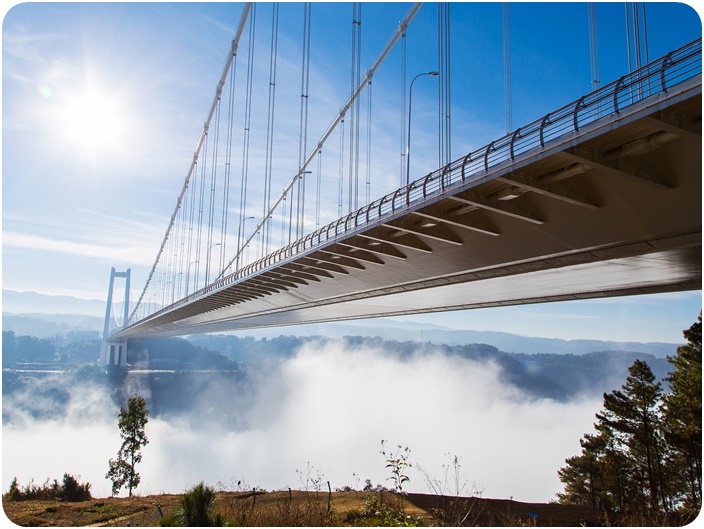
[117,83,701,338]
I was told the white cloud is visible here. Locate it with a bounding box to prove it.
[2,26,70,66]
[2,230,156,266]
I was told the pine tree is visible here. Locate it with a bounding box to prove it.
[557,416,634,511]
[663,312,702,512]
[559,359,670,515]
[106,395,149,497]
[596,359,668,513]
[559,315,703,520]
[557,432,607,507]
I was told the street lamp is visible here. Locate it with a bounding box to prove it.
[236,216,256,271]
[186,260,199,293]
[205,242,221,285]
[406,71,439,185]
[171,272,184,303]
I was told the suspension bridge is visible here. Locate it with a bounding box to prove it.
[101,3,701,367]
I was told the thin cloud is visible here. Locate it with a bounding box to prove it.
[2,231,156,266]
[2,27,70,65]
[3,209,168,258]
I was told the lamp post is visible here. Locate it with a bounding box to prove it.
[406,71,439,185]
[161,280,171,307]
[205,242,221,285]
[236,216,256,272]
[171,272,184,304]
[186,260,199,293]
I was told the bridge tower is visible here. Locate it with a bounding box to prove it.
[101,267,130,370]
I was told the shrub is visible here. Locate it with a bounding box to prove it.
[158,510,183,526]
[61,473,92,502]
[6,477,21,501]
[4,474,91,502]
[171,482,225,527]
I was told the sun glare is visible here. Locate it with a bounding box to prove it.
[59,87,129,158]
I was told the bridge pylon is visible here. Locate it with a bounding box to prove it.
[101,267,130,370]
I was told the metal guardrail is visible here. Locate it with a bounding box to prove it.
[135,38,702,325]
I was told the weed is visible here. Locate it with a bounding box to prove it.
[380,440,412,494]
[343,496,425,527]
[416,453,484,526]
[296,461,324,492]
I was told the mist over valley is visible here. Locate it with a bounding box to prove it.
[2,308,681,503]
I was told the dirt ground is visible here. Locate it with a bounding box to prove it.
[3,490,606,527]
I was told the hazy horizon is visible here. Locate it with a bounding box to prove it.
[2,287,700,344]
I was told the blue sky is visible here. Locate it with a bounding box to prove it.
[2,1,701,342]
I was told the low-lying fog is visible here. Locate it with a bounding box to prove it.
[2,340,601,502]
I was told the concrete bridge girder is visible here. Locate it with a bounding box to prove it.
[116,85,702,338]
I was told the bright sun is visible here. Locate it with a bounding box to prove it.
[59,86,129,157]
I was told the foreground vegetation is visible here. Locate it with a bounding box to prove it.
[4,487,607,527]
[5,473,91,503]
[4,316,700,526]
[557,313,701,525]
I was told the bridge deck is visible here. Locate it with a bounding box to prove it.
[116,78,701,338]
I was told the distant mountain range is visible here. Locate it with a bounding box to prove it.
[2,289,682,357]
[3,289,106,317]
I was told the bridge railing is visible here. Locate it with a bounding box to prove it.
[139,38,701,323]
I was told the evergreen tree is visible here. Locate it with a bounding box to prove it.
[558,359,669,515]
[596,359,668,513]
[557,432,607,507]
[106,395,149,497]
[558,410,637,512]
[558,314,703,520]
[663,312,702,511]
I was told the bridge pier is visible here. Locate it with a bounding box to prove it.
[101,267,131,370]
[101,340,128,368]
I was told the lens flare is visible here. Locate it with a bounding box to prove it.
[38,85,54,98]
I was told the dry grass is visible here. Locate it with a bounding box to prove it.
[2,494,183,527]
[3,490,609,527]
